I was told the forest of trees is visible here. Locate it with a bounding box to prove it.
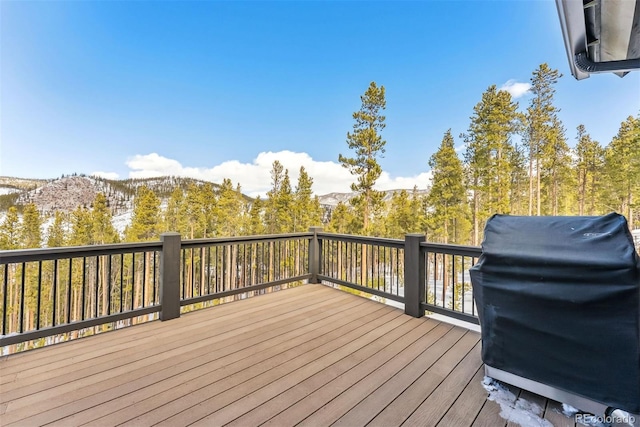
[1,63,638,250]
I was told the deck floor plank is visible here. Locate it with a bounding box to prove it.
[435,366,488,427]
[472,382,521,427]
[262,322,454,427]
[0,284,319,371]
[1,292,355,418]
[0,284,567,427]
[8,296,376,426]
[225,318,440,427]
[1,289,349,398]
[362,333,480,427]
[151,310,406,426]
[297,326,469,427]
[544,399,577,427]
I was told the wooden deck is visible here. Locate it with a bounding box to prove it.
[0,284,577,427]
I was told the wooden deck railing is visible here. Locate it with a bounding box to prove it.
[0,228,481,350]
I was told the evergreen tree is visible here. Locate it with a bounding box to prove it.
[327,202,356,234]
[20,204,42,249]
[0,207,21,250]
[526,63,562,215]
[574,125,604,215]
[46,211,67,247]
[216,178,244,236]
[182,183,207,239]
[164,187,188,234]
[125,186,160,242]
[69,206,93,246]
[603,115,640,228]
[508,143,529,215]
[427,130,471,244]
[338,81,387,234]
[91,193,119,244]
[248,196,266,235]
[463,86,519,244]
[200,183,218,237]
[540,117,573,215]
[386,189,424,239]
[265,161,294,233]
[293,167,323,231]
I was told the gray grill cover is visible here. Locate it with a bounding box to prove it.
[470,213,640,413]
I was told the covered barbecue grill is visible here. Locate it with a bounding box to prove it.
[470,213,640,417]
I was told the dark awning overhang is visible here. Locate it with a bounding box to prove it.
[556,0,640,79]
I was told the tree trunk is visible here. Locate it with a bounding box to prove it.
[536,158,541,216]
[528,141,534,216]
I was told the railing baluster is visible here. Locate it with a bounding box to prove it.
[461,256,466,314]
[95,256,99,318]
[120,253,124,314]
[82,257,87,321]
[19,262,25,333]
[153,251,157,304]
[107,255,112,316]
[131,252,136,310]
[37,261,42,330]
[2,264,7,335]
[191,247,195,298]
[52,259,58,327]
[67,258,73,324]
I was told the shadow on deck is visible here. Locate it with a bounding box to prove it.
[1,285,578,426]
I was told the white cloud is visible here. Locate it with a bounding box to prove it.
[125,151,432,197]
[499,79,531,98]
[92,171,120,180]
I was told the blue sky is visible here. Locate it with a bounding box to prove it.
[2,1,639,196]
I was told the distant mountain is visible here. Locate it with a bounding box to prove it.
[317,189,430,207]
[0,175,225,216]
[0,176,49,192]
[0,175,430,234]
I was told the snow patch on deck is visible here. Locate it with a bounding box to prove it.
[482,377,553,427]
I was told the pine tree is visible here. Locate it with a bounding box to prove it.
[92,193,119,244]
[182,183,206,239]
[0,207,21,250]
[338,81,387,235]
[164,187,188,234]
[463,86,519,244]
[327,202,356,234]
[427,130,471,244]
[526,63,562,215]
[265,161,294,234]
[46,211,67,247]
[574,125,604,215]
[540,117,573,215]
[69,206,93,246]
[248,197,265,235]
[125,186,160,242]
[603,115,640,228]
[216,178,244,236]
[293,167,322,232]
[508,143,529,215]
[386,189,424,239]
[20,204,42,249]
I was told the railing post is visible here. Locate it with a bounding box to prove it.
[309,226,323,284]
[160,232,181,321]
[404,233,426,318]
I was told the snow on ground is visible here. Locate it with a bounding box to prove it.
[482,377,553,427]
[112,211,133,234]
[0,187,20,195]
